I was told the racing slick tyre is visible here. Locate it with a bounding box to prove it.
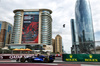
[20,58,26,62]
[43,57,49,63]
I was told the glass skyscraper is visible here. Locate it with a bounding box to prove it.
[71,19,77,45]
[71,19,80,54]
[75,0,95,53]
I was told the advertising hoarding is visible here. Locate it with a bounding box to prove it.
[22,12,39,44]
[62,54,100,62]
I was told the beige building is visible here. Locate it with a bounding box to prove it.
[91,46,100,54]
[0,21,13,48]
[52,38,55,53]
[54,35,62,54]
[11,9,52,45]
[43,45,53,52]
[6,9,53,52]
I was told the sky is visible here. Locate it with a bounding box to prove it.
[0,0,100,53]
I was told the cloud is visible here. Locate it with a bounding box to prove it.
[0,0,100,53]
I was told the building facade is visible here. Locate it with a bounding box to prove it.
[0,21,13,48]
[11,9,52,45]
[43,45,53,52]
[8,9,52,52]
[52,38,55,53]
[91,46,100,54]
[70,19,80,54]
[54,35,62,54]
[75,0,95,54]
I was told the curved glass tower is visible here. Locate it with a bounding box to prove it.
[75,0,95,53]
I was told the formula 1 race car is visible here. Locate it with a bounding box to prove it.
[17,55,55,63]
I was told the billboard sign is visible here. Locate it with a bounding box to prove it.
[62,54,100,62]
[22,12,39,44]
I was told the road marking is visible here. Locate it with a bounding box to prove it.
[58,64,81,66]
[81,64,100,66]
[0,63,58,66]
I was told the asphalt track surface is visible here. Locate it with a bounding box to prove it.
[0,63,100,66]
[0,63,81,66]
[0,57,100,66]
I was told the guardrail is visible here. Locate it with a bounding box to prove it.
[0,54,34,59]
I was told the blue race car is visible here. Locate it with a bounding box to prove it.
[25,55,55,63]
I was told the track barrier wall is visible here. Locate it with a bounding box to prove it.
[62,54,100,62]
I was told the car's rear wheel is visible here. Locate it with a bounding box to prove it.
[20,58,25,62]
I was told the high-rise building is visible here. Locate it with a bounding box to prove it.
[7,9,52,51]
[54,35,62,54]
[70,19,80,54]
[71,19,76,45]
[52,38,55,53]
[75,0,95,54]
[11,9,52,45]
[0,21,13,48]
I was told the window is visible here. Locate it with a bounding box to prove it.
[42,11,50,14]
[15,11,21,13]
[0,23,2,32]
[24,11,39,15]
